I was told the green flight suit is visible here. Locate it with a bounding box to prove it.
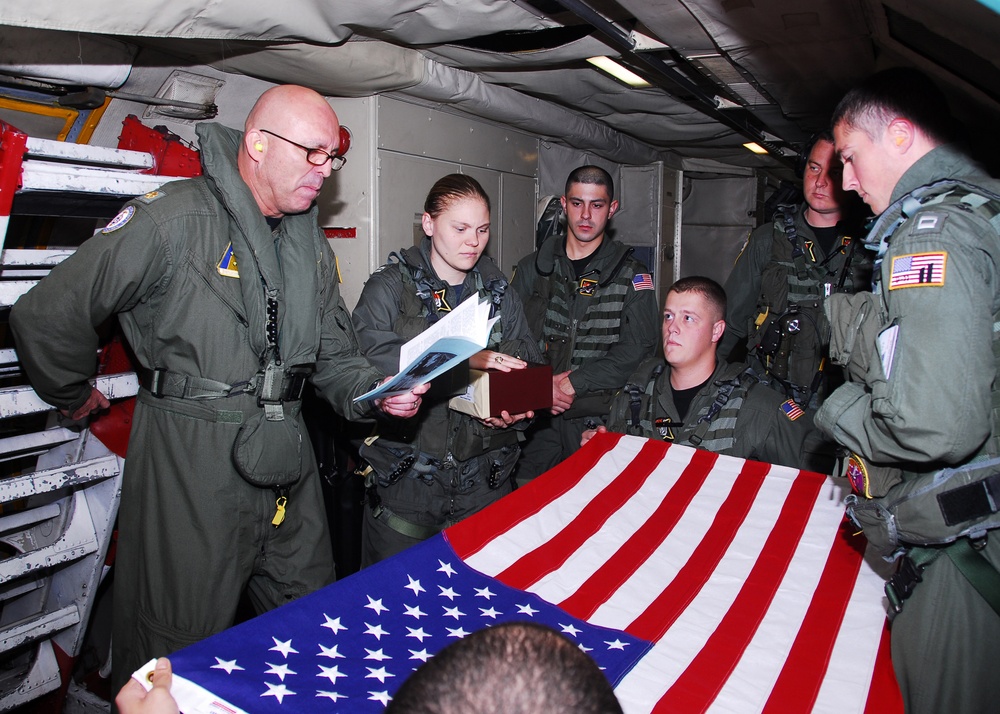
[511,235,660,480]
[607,358,815,470]
[9,122,382,693]
[351,241,542,565]
[815,145,1000,714]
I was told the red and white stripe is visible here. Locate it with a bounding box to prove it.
[447,432,900,714]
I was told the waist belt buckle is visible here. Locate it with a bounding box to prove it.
[145,368,168,398]
[281,370,308,401]
[256,366,309,406]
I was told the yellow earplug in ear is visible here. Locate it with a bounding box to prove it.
[895,135,904,146]
[254,141,264,151]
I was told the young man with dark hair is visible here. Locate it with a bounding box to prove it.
[720,131,871,409]
[512,165,659,482]
[816,67,1000,714]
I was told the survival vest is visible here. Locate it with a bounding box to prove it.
[523,241,640,372]
[390,245,508,346]
[748,204,870,406]
[618,360,759,454]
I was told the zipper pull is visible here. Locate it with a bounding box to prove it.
[271,495,288,528]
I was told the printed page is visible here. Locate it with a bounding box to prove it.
[353,297,497,402]
[398,296,494,369]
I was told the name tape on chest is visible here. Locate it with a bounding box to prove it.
[632,273,653,291]
[888,251,947,290]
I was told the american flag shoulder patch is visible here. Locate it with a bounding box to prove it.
[888,251,947,290]
[632,273,653,291]
[780,399,804,421]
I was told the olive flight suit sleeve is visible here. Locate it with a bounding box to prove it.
[9,203,173,415]
[568,276,660,396]
[509,253,547,350]
[605,390,631,434]
[815,205,998,465]
[738,384,815,471]
[311,243,385,418]
[350,266,408,375]
[719,223,771,360]
[509,254,534,304]
[497,287,544,364]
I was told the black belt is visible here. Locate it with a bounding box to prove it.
[138,367,308,402]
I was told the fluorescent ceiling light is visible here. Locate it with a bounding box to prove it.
[586,56,651,88]
[743,142,768,154]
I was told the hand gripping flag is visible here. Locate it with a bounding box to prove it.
[134,432,902,713]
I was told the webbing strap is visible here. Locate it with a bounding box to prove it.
[139,368,250,399]
[374,502,441,541]
[688,373,743,446]
[779,206,811,280]
[945,538,1000,617]
[627,384,643,431]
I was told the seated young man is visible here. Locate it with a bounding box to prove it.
[584,276,821,471]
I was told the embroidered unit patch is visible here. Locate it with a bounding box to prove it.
[101,205,135,234]
[780,399,804,421]
[217,243,240,278]
[632,273,653,291]
[432,288,451,312]
[578,277,598,296]
[889,251,946,290]
[846,453,871,499]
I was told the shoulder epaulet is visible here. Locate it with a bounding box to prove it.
[135,188,167,204]
[910,179,1000,230]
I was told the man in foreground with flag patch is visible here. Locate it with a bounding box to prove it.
[583,276,818,471]
[512,165,659,483]
[815,68,1000,713]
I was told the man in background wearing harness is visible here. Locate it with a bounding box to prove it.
[582,276,815,470]
[10,85,426,694]
[720,131,871,411]
[816,68,1000,713]
[512,165,659,482]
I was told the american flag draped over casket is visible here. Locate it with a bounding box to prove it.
[136,432,902,713]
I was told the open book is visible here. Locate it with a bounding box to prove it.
[353,296,498,402]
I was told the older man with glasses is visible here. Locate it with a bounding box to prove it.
[10,84,427,694]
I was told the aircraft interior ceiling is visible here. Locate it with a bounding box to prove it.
[0,0,998,175]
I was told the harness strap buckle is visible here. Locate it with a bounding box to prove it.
[885,554,926,615]
[148,368,166,398]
